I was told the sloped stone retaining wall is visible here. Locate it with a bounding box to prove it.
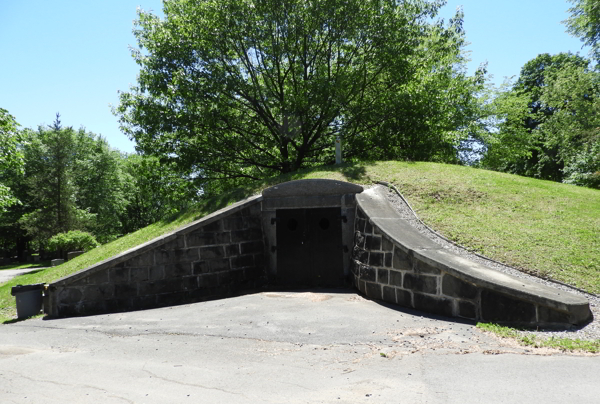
[352,187,592,327]
[47,196,266,317]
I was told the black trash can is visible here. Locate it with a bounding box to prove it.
[11,283,45,319]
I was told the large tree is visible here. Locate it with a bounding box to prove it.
[480,53,599,186]
[0,108,24,211]
[115,0,478,191]
[565,0,600,61]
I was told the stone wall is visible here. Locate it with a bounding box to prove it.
[352,187,592,328]
[47,196,266,317]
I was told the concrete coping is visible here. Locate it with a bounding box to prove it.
[51,194,263,286]
[356,187,590,315]
[262,179,364,198]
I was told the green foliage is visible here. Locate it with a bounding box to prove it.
[565,0,600,61]
[480,53,599,187]
[47,230,99,253]
[18,114,94,245]
[477,323,599,353]
[1,162,599,321]
[115,0,482,191]
[0,108,24,211]
[120,154,199,233]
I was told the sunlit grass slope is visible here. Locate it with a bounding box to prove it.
[1,161,598,321]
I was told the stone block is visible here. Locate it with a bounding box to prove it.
[115,283,138,298]
[58,287,83,304]
[130,268,149,283]
[365,235,381,251]
[365,221,373,234]
[356,207,366,220]
[458,300,477,319]
[442,274,478,299]
[199,246,225,260]
[83,284,115,301]
[156,292,187,307]
[413,293,453,317]
[254,253,265,267]
[414,259,441,275]
[358,280,367,294]
[199,273,219,288]
[355,218,366,234]
[537,306,571,325]
[359,265,377,282]
[384,253,392,268]
[162,236,185,250]
[403,273,438,295]
[480,290,536,324]
[244,266,265,280]
[187,232,230,247]
[192,261,210,275]
[126,251,154,267]
[80,300,106,314]
[368,251,384,267]
[131,295,157,310]
[149,266,165,281]
[224,217,245,231]
[397,289,413,307]
[240,241,263,255]
[377,268,389,284]
[164,262,192,277]
[381,236,394,252]
[231,255,254,269]
[231,228,262,243]
[382,286,396,304]
[209,258,231,272]
[105,298,132,313]
[225,244,240,257]
[86,270,108,284]
[365,282,382,300]
[389,270,403,287]
[109,267,129,284]
[392,248,412,271]
[201,220,223,232]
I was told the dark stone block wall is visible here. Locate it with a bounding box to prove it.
[352,202,592,328]
[47,197,266,317]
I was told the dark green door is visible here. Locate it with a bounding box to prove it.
[276,208,344,287]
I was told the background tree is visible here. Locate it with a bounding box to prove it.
[0,108,24,211]
[120,154,198,234]
[115,0,481,193]
[565,0,600,61]
[18,114,94,248]
[479,53,597,183]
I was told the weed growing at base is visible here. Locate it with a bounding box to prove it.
[477,323,600,353]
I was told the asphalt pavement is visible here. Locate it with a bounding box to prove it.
[1,289,598,403]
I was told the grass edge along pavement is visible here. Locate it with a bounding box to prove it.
[1,162,598,324]
[476,323,600,353]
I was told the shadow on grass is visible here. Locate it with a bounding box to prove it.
[0,262,51,271]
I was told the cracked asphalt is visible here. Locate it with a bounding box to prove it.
[1,290,598,403]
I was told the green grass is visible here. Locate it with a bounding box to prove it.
[1,161,599,323]
[477,323,600,353]
[0,261,51,271]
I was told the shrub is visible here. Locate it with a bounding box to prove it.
[47,230,99,253]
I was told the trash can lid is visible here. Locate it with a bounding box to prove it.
[11,283,45,296]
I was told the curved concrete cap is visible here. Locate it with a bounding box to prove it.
[357,187,591,326]
[262,179,363,198]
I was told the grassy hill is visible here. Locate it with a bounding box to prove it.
[1,161,598,322]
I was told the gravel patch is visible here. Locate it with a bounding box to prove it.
[376,184,599,341]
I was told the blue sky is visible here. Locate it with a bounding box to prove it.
[0,0,589,154]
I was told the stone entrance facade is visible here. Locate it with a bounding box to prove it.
[45,179,592,328]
